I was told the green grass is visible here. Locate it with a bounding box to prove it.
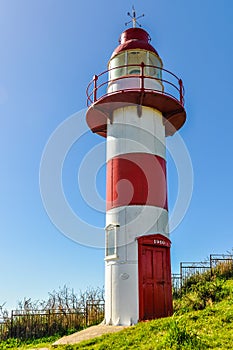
[0,335,59,350]
[2,279,233,349]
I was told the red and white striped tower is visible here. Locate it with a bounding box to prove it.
[86,22,186,325]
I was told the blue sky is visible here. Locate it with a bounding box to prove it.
[1,0,233,311]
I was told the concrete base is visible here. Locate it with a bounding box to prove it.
[52,324,130,346]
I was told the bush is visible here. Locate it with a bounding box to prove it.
[192,278,227,304]
[181,270,211,292]
[174,276,230,313]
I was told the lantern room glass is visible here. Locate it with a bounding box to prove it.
[108,50,162,80]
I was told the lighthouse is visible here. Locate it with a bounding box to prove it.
[86,16,186,325]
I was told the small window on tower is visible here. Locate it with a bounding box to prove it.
[105,224,119,258]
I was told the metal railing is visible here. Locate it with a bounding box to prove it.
[86,62,185,107]
[180,261,211,283]
[172,254,233,293]
[171,273,182,296]
[210,254,233,268]
[0,300,104,341]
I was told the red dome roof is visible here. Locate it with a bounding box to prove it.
[111,27,159,58]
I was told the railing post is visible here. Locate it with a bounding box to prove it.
[47,309,51,336]
[85,302,88,326]
[180,262,183,288]
[179,79,183,105]
[210,254,213,277]
[93,75,98,102]
[10,310,13,338]
[140,62,145,91]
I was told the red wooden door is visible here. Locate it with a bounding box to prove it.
[138,235,173,320]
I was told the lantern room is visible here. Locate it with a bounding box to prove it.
[86,27,186,137]
[108,28,163,93]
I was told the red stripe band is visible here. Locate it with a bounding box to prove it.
[106,153,168,211]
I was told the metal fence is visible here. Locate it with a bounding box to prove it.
[171,274,182,296]
[0,300,104,341]
[172,254,233,294]
[210,254,233,268]
[180,261,211,282]
[85,300,104,326]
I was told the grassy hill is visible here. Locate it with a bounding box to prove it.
[55,279,233,349]
[1,275,233,349]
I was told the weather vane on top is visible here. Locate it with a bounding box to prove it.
[125,6,145,28]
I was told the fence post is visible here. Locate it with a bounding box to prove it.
[85,302,88,327]
[47,309,50,336]
[210,254,212,276]
[10,310,13,338]
[180,262,183,288]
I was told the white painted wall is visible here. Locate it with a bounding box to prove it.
[106,106,166,161]
[105,262,138,325]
